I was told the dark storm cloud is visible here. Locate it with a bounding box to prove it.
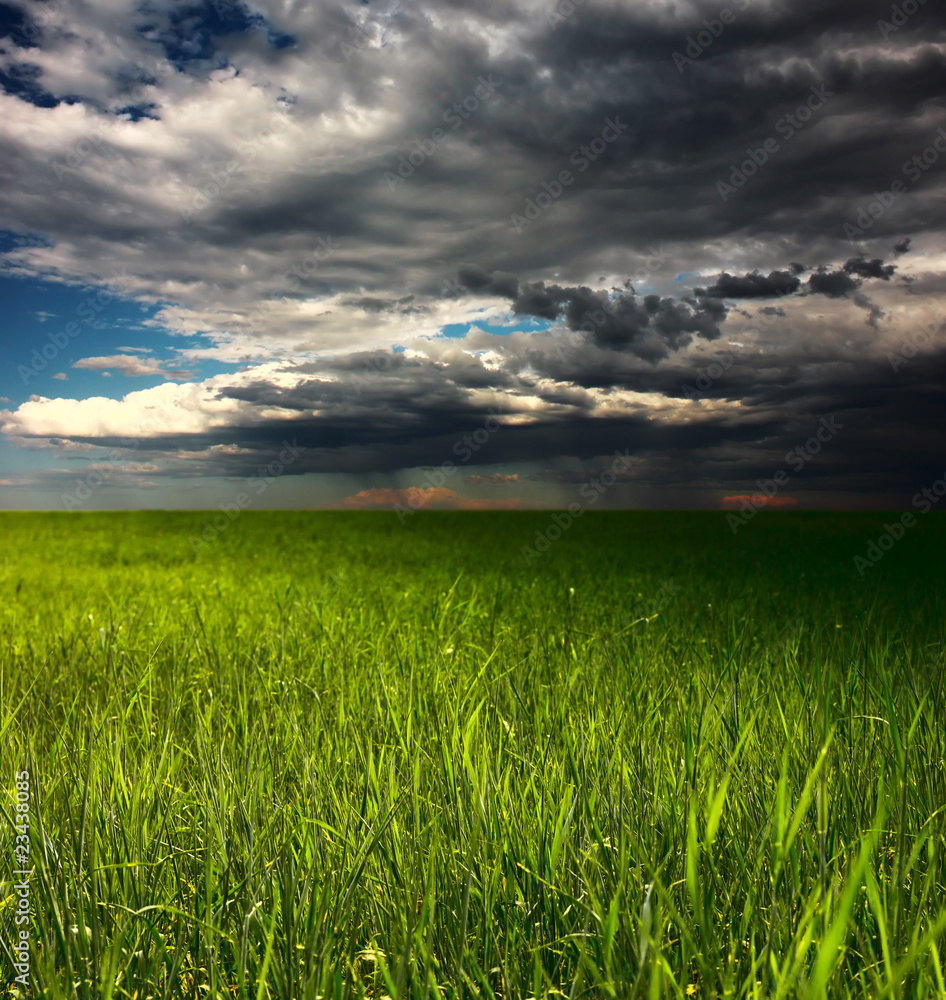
[456,264,519,300]
[451,272,729,358]
[450,253,901,361]
[459,1,946,275]
[6,0,944,302]
[699,267,804,300]
[792,255,900,307]
[510,281,569,321]
[40,336,945,507]
[844,256,897,280]
[807,268,862,298]
[3,0,944,314]
[689,255,899,304]
[517,282,729,357]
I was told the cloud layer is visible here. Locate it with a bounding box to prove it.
[1,0,945,506]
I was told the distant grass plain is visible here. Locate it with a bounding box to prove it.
[1,510,945,999]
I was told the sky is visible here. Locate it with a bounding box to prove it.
[0,0,944,512]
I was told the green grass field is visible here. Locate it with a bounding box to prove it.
[1,510,945,1000]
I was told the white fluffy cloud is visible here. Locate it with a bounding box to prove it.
[1,361,311,439]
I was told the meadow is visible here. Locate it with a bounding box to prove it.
[1,510,944,1000]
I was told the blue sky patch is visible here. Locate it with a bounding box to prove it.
[437,316,554,339]
[137,0,294,70]
[0,272,207,406]
[0,61,61,107]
